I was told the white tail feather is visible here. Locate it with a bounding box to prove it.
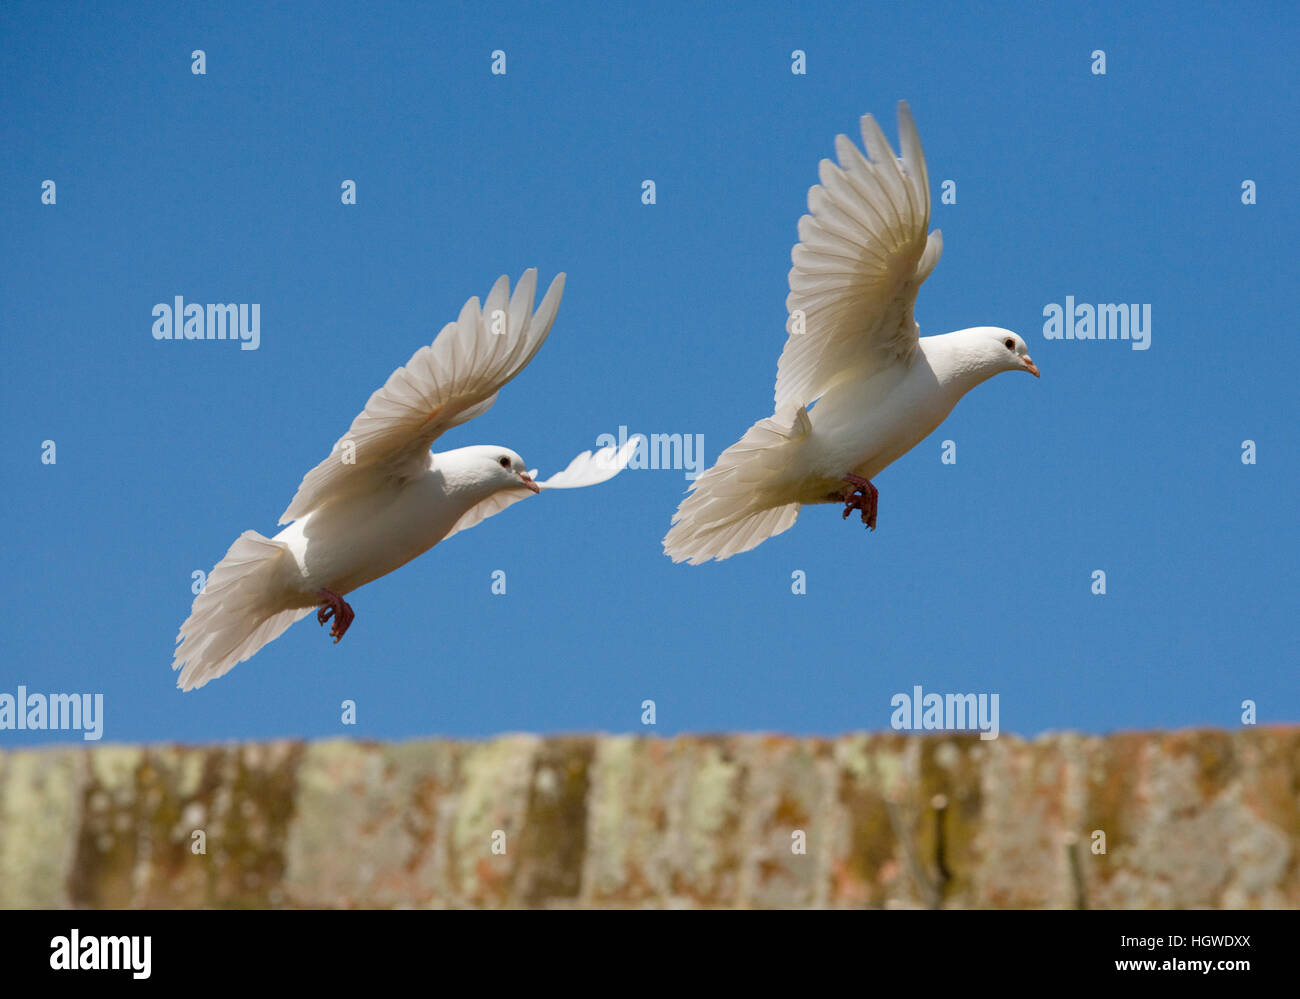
[663,408,808,564]
[173,531,310,691]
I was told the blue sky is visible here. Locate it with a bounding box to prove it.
[2,1,1295,747]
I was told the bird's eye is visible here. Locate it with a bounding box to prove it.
[1003,338,1015,350]
[498,456,511,469]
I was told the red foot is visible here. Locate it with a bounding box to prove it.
[316,588,355,643]
[840,474,878,531]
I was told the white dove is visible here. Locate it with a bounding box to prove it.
[664,102,1039,565]
[174,270,634,691]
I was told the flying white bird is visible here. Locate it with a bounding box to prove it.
[174,270,633,691]
[664,102,1039,565]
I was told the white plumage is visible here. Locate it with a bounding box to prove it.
[174,270,634,691]
[664,102,1039,565]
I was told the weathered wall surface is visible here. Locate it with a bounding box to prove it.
[1,729,1296,908]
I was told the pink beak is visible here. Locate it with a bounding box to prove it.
[518,472,540,494]
[1023,356,1040,378]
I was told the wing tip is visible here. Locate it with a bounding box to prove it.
[543,270,567,298]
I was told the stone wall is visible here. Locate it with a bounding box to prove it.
[1,729,1296,908]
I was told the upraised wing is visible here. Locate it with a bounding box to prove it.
[279,270,565,524]
[774,101,942,412]
[442,437,637,541]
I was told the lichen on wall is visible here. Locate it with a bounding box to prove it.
[1,728,1296,909]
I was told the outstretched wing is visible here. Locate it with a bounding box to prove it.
[442,438,637,541]
[774,101,942,412]
[279,270,565,524]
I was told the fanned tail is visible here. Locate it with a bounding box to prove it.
[173,531,310,691]
[663,407,808,564]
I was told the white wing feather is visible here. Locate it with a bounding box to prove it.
[278,270,565,524]
[442,438,637,541]
[774,101,941,411]
[534,437,638,489]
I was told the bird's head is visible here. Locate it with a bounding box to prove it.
[976,327,1040,378]
[475,445,540,494]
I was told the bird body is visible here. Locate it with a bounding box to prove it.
[664,104,1038,564]
[271,446,519,600]
[799,328,1025,499]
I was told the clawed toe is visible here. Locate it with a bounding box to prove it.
[839,475,879,531]
[316,588,355,643]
